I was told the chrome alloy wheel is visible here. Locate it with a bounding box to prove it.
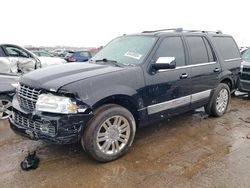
[0,99,12,120]
[96,115,131,155]
[216,88,229,113]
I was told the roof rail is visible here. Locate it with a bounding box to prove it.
[142,28,222,34]
[184,30,223,34]
[142,28,183,33]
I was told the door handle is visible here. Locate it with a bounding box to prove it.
[214,68,220,72]
[180,73,188,79]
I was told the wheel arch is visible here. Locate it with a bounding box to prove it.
[92,94,140,125]
[220,77,233,91]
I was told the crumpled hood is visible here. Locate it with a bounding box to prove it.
[20,63,123,91]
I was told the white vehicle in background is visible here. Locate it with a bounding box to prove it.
[0,45,64,120]
[31,50,66,67]
[0,44,41,120]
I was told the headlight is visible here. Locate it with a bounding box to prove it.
[36,94,78,114]
[11,83,19,88]
[240,64,243,73]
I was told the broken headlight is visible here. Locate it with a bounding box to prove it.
[36,93,79,114]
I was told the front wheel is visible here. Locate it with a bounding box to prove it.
[82,104,136,162]
[0,95,12,120]
[209,83,230,117]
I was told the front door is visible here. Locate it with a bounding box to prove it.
[144,36,192,119]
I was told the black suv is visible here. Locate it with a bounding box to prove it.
[9,29,241,162]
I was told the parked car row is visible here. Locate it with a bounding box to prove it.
[6,28,243,162]
[0,44,66,120]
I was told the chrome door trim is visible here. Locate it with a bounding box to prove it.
[147,95,191,115]
[158,62,216,72]
[224,58,242,62]
[191,89,211,103]
[147,89,212,115]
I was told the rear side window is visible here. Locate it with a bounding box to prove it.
[186,36,212,65]
[155,37,186,67]
[212,36,240,61]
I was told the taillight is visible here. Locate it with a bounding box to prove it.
[68,57,76,62]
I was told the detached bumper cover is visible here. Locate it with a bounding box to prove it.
[9,96,93,144]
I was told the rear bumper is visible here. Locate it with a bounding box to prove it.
[9,96,93,144]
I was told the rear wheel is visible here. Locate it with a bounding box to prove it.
[82,104,136,162]
[0,95,12,120]
[208,83,230,117]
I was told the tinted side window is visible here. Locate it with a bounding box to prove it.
[186,36,209,64]
[0,47,5,57]
[212,36,240,61]
[203,37,215,62]
[155,37,185,67]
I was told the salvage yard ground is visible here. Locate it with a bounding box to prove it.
[1,95,250,188]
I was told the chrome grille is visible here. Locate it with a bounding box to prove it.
[18,84,40,111]
[12,112,56,136]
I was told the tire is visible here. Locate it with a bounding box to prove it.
[82,104,136,162]
[208,83,230,117]
[0,95,12,120]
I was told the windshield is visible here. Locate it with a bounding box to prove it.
[243,48,250,62]
[92,36,156,65]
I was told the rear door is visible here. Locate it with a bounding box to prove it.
[184,36,220,107]
[210,36,241,90]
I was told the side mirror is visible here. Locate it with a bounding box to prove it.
[151,57,176,72]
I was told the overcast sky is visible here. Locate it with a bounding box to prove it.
[1,0,249,47]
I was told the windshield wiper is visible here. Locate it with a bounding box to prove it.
[94,58,123,67]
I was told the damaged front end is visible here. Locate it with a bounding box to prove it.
[9,88,93,144]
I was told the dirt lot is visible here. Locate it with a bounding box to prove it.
[1,94,250,188]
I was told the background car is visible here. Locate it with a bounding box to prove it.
[31,50,66,67]
[0,44,41,74]
[0,44,41,120]
[240,47,249,55]
[242,48,250,62]
[32,50,54,57]
[64,50,93,62]
[0,45,65,120]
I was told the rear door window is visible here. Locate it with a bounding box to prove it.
[186,36,210,65]
[212,36,241,61]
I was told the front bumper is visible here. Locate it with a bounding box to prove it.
[238,79,250,92]
[9,96,93,144]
